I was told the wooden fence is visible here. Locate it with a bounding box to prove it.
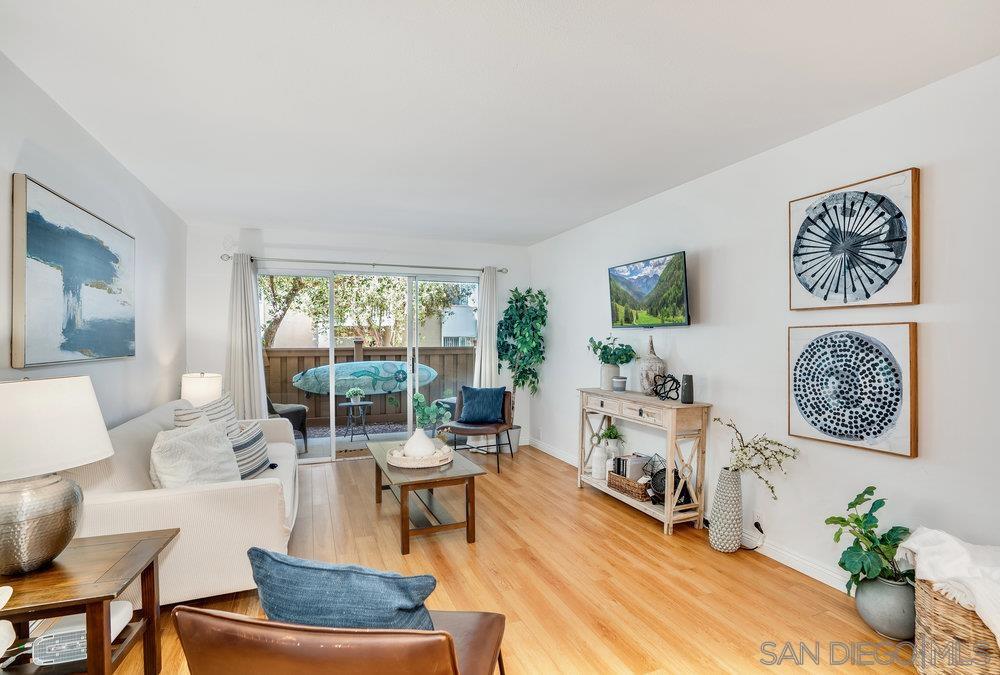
[264,341,475,426]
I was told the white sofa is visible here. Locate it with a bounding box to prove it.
[61,399,299,606]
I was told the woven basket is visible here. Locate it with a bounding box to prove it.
[914,579,998,674]
[606,472,650,502]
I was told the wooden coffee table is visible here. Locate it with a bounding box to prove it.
[0,529,177,674]
[369,440,486,554]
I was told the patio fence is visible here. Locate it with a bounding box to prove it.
[264,340,475,427]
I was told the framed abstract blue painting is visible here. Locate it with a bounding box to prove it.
[11,174,135,367]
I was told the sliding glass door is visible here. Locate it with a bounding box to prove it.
[330,272,412,457]
[258,269,479,463]
[258,273,334,461]
[412,278,479,438]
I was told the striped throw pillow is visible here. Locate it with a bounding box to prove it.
[175,394,271,480]
[175,393,239,436]
[229,421,271,480]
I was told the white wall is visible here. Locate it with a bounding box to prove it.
[185,223,532,431]
[528,56,1000,587]
[0,54,187,426]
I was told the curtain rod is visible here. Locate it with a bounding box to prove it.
[219,253,507,274]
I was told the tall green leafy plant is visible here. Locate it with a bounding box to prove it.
[497,287,548,415]
[824,486,912,594]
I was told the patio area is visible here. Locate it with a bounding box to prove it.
[266,341,475,461]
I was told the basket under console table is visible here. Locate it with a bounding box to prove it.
[577,387,711,534]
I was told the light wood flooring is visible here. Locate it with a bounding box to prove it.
[116,447,912,674]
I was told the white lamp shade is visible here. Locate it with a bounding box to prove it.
[181,372,223,406]
[0,376,113,482]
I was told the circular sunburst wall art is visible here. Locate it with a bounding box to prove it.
[787,168,919,310]
[791,330,902,443]
[792,191,907,303]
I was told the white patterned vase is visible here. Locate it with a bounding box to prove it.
[709,468,743,553]
[638,336,666,395]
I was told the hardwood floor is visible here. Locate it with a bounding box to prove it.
[115,447,912,674]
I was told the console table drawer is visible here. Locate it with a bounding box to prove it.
[621,402,662,426]
[586,395,621,415]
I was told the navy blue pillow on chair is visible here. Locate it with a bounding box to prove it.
[457,386,506,424]
[247,548,436,630]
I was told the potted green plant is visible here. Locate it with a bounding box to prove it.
[412,392,452,436]
[710,418,798,553]
[598,424,625,456]
[587,336,636,390]
[497,287,548,452]
[588,424,625,480]
[345,387,365,405]
[825,486,914,640]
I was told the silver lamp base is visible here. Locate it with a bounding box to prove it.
[0,474,82,575]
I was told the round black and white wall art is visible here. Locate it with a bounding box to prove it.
[792,191,907,303]
[788,169,918,310]
[788,323,916,457]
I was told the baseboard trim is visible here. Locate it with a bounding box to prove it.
[529,437,578,466]
[743,529,849,591]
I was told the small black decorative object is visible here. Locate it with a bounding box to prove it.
[680,374,694,404]
[642,453,692,505]
[651,373,679,401]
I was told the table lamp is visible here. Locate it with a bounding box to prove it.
[0,376,114,575]
[180,372,223,406]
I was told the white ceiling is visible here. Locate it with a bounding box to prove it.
[2,2,1000,245]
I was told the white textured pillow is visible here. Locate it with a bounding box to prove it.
[149,415,208,487]
[149,421,240,489]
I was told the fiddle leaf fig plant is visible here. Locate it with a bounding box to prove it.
[497,287,548,415]
[824,486,913,594]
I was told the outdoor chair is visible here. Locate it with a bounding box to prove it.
[267,396,308,452]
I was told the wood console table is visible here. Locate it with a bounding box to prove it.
[577,388,711,534]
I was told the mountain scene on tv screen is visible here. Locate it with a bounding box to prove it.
[609,253,687,326]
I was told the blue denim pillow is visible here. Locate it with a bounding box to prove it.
[457,386,506,424]
[248,548,436,630]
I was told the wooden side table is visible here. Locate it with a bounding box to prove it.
[0,529,178,675]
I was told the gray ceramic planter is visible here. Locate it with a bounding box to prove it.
[854,578,915,641]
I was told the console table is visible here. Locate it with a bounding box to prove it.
[577,388,711,534]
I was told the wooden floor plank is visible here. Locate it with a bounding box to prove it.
[111,447,911,674]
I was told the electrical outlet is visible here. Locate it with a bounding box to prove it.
[753,510,763,528]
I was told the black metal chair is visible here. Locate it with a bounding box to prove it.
[267,397,308,451]
[439,390,514,474]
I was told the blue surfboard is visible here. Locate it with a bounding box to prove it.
[291,360,438,396]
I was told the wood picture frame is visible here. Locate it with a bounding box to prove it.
[788,322,917,458]
[788,168,919,311]
[12,173,135,368]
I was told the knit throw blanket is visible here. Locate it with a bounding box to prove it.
[898,527,1000,647]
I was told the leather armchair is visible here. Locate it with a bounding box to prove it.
[173,605,506,675]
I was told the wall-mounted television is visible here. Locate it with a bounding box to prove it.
[608,251,690,328]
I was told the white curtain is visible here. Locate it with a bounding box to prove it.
[473,266,499,388]
[224,253,267,419]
